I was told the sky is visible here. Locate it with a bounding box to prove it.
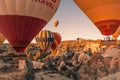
[4,0,120,43]
[43,0,104,41]
[31,0,120,42]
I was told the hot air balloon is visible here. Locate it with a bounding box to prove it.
[0,33,5,45]
[53,20,59,27]
[0,0,60,53]
[51,32,61,50]
[74,0,120,36]
[112,26,120,39]
[35,30,54,53]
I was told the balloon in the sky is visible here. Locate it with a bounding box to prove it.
[0,0,60,52]
[0,33,5,45]
[51,32,61,50]
[53,20,59,27]
[74,0,120,36]
[112,26,120,39]
[35,30,54,53]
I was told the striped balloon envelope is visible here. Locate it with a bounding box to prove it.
[35,30,54,53]
[0,33,5,45]
[51,32,61,51]
[74,0,120,36]
[0,0,60,52]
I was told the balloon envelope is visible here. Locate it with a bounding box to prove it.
[53,20,59,27]
[35,30,54,53]
[51,32,61,50]
[74,0,120,36]
[0,0,60,52]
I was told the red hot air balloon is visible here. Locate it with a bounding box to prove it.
[74,0,120,36]
[0,0,60,52]
[51,32,61,51]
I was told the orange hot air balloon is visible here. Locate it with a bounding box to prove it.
[51,32,61,50]
[53,20,59,27]
[0,33,5,45]
[112,26,120,39]
[35,30,54,53]
[74,0,120,36]
[0,0,60,52]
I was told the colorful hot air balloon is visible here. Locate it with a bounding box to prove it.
[112,26,120,39]
[0,33,5,45]
[35,30,54,53]
[0,0,60,52]
[53,20,59,27]
[51,32,61,50]
[74,0,120,36]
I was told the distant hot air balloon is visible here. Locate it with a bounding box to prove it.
[53,20,59,27]
[112,26,120,39]
[35,30,54,53]
[51,32,61,50]
[0,33,5,45]
[0,0,60,52]
[74,0,120,36]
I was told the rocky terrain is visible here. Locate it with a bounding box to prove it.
[0,40,120,80]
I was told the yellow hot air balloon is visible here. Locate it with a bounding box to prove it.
[35,30,54,53]
[0,33,5,45]
[53,20,59,27]
[112,26,120,39]
[74,0,120,36]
